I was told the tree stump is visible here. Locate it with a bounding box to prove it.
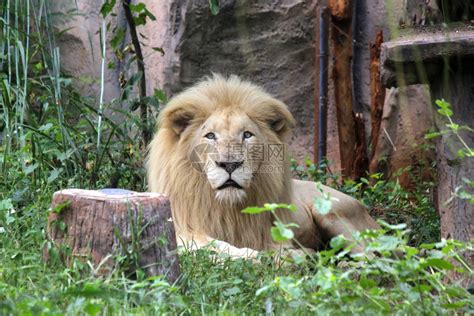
[44,189,180,282]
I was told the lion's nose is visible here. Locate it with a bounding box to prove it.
[216,161,243,174]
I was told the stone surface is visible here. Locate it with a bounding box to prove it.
[52,0,319,161]
[369,85,436,187]
[158,0,318,161]
[50,1,123,103]
[381,30,474,87]
[51,0,442,178]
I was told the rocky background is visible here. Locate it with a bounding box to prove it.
[51,0,435,185]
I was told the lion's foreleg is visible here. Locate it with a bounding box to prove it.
[176,233,259,259]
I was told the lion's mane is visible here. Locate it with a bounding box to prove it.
[147,75,295,250]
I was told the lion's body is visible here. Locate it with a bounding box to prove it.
[147,75,378,256]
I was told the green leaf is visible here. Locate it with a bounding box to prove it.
[66,282,108,298]
[153,88,168,103]
[447,123,459,132]
[271,222,294,242]
[100,0,116,18]
[126,71,143,88]
[242,206,269,214]
[144,8,156,21]
[111,28,125,51]
[445,286,468,297]
[405,246,419,258]
[329,235,346,250]
[129,99,141,111]
[378,220,407,230]
[457,190,472,200]
[313,195,332,215]
[130,2,145,13]
[51,200,71,214]
[152,47,165,56]
[209,0,220,15]
[38,123,53,132]
[24,163,39,175]
[377,235,400,251]
[424,131,446,139]
[0,199,13,211]
[442,301,469,309]
[419,243,435,250]
[462,177,474,188]
[47,168,62,183]
[435,99,453,117]
[360,277,377,289]
[424,258,454,270]
[223,287,241,296]
[263,203,278,210]
[255,285,271,296]
[133,15,146,26]
[85,303,101,316]
[143,96,160,109]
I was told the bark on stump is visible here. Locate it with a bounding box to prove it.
[44,189,180,282]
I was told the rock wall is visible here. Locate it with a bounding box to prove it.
[52,0,317,160]
[51,0,435,180]
[157,0,318,160]
[50,1,124,103]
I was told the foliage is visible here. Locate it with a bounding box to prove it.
[100,0,162,145]
[1,192,472,314]
[0,0,158,193]
[292,160,440,245]
[252,225,473,314]
[209,0,220,15]
[426,99,474,205]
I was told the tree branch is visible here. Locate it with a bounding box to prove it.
[122,0,151,145]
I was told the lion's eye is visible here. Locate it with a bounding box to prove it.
[204,132,216,140]
[243,131,254,139]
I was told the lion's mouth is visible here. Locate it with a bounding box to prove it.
[217,179,243,190]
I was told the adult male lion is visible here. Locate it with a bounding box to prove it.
[147,75,379,257]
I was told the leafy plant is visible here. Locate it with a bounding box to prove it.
[426,99,474,205]
[209,0,220,15]
[254,225,473,314]
[243,203,298,243]
[99,0,164,146]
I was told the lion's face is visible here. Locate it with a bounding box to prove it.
[148,75,295,208]
[188,110,267,204]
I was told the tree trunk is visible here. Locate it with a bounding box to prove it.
[369,30,385,162]
[44,189,180,282]
[431,61,474,269]
[329,0,368,179]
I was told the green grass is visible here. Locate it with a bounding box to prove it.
[0,187,473,314]
[1,1,473,315]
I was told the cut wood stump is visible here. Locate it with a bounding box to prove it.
[44,189,180,282]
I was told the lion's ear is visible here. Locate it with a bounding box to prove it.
[251,99,295,138]
[165,107,195,136]
[268,115,291,135]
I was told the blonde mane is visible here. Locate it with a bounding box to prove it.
[147,75,295,250]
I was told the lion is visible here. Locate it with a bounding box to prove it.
[147,74,379,258]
